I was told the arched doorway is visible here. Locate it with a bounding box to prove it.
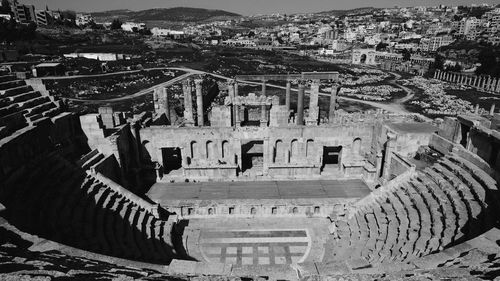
[360,54,367,64]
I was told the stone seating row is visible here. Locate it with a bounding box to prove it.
[0,152,177,263]
[0,79,25,91]
[327,154,497,267]
[0,74,16,84]
[0,76,61,133]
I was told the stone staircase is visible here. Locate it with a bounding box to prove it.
[325,153,499,268]
[0,152,178,264]
[0,73,61,135]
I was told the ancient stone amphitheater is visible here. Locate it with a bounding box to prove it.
[0,71,499,280]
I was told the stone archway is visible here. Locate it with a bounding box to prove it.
[352,49,377,65]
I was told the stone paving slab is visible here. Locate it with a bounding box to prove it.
[199,229,310,266]
[148,179,370,203]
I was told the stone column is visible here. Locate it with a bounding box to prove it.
[228,80,235,100]
[490,104,496,115]
[234,105,240,127]
[296,81,305,125]
[285,80,291,112]
[183,80,194,126]
[260,103,268,127]
[306,80,320,126]
[156,148,164,168]
[195,79,204,126]
[329,84,338,123]
[234,80,239,97]
[375,152,383,178]
[228,80,236,126]
[263,137,270,175]
[261,80,267,127]
[475,104,480,115]
[163,87,170,120]
[491,78,498,92]
[496,79,500,93]
[382,132,396,181]
[181,147,189,167]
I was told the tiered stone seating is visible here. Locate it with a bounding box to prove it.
[0,74,61,131]
[0,152,177,264]
[327,153,498,268]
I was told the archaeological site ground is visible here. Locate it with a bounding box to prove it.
[1,67,500,281]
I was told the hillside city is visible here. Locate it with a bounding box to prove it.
[2,0,500,280]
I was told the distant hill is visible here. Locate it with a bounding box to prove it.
[317,7,379,16]
[91,7,241,22]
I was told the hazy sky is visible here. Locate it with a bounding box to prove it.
[22,0,499,15]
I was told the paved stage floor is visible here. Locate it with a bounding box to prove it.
[147,179,370,203]
[186,217,331,271]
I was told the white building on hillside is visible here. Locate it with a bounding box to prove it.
[121,22,146,32]
[151,27,185,38]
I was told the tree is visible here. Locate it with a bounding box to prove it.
[111,19,122,30]
[433,53,445,70]
[61,10,76,21]
[0,0,11,15]
[402,48,411,61]
[446,63,462,72]
[139,28,151,36]
[376,42,388,51]
[476,48,500,77]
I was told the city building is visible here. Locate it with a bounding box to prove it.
[76,13,93,26]
[420,35,454,52]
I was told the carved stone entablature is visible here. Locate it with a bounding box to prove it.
[226,93,277,106]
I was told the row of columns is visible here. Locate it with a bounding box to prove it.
[434,70,500,93]
[240,79,338,126]
[182,78,204,126]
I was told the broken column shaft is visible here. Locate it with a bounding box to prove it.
[285,80,291,112]
[329,84,338,123]
[183,80,194,126]
[195,79,204,126]
[297,81,305,125]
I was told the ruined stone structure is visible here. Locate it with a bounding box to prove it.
[434,69,500,94]
[352,49,377,65]
[352,50,432,75]
[376,53,433,76]
[1,70,500,280]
